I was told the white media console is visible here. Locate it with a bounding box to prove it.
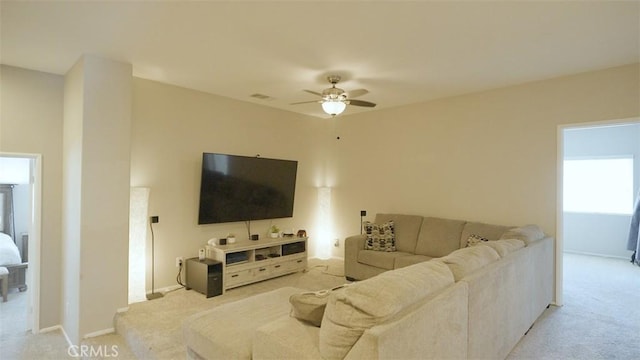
[205,236,307,292]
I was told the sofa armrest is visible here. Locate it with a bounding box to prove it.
[253,316,321,360]
[344,234,366,279]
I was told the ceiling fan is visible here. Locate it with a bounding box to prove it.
[291,75,377,116]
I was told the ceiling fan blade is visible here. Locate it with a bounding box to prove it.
[347,89,368,98]
[303,89,323,97]
[347,99,377,108]
[290,100,321,105]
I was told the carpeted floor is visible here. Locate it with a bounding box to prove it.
[2,254,638,359]
[507,253,640,359]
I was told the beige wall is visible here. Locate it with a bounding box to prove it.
[0,65,64,329]
[130,78,329,291]
[328,64,640,257]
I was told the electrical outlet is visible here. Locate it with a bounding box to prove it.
[334,239,340,247]
[176,257,183,267]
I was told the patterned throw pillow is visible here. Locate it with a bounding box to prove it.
[466,233,489,247]
[363,220,396,252]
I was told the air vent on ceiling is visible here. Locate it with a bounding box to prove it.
[250,93,274,101]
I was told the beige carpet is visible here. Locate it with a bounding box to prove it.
[111,258,347,359]
[507,253,640,359]
[2,255,638,359]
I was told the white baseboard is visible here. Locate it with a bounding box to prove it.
[39,324,63,334]
[83,327,115,339]
[117,306,129,313]
[563,250,630,260]
[147,284,182,297]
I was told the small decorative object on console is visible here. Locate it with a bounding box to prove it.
[227,234,236,244]
[296,229,307,237]
[269,225,280,238]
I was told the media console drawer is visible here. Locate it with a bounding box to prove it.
[225,268,253,288]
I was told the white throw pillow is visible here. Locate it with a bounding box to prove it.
[500,224,545,244]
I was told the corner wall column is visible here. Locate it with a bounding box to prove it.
[62,55,132,344]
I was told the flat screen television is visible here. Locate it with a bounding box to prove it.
[198,153,298,224]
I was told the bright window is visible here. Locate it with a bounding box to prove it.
[563,157,634,214]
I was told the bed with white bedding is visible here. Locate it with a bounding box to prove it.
[0,184,28,292]
[0,232,27,291]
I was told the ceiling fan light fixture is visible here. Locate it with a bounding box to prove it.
[321,100,346,116]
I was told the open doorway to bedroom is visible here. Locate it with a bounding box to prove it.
[557,119,639,305]
[0,153,41,336]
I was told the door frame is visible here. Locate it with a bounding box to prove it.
[556,116,640,306]
[0,152,41,333]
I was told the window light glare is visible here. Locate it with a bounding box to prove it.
[563,158,633,215]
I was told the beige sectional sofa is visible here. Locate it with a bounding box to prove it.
[183,213,554,360]
[345,213,512,280]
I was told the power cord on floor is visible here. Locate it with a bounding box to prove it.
[176,261,185,287]
[303,264,344,277]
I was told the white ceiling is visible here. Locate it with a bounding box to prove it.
[1,1,638,118]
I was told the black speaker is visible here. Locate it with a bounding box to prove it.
[219,238,227,245]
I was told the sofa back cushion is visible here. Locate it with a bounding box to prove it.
[374,214,423,253]
[481,239,525,257]
[437,245,500,281]
[459,221,511,248]
[319,260,454,359]
[414,217,466,257]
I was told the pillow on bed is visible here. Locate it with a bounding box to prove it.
[0,232,21,265]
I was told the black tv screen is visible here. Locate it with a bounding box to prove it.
[198,153,298,224]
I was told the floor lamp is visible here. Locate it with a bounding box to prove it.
[147,216,163,300]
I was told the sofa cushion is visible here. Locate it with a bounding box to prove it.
[414,217,466,258]
[460,221,511,248]
[358,250,412,270]
[289,285,349,327]
[375,214,423,253]
[481,239,525,257]
[394,254,432,269]
[437,245,500,281]
[363,220,396,251]
[500,224,545,244]
[319,261,454,359]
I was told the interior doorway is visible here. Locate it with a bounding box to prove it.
[557,118,640,306]
[0,153,41,335]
